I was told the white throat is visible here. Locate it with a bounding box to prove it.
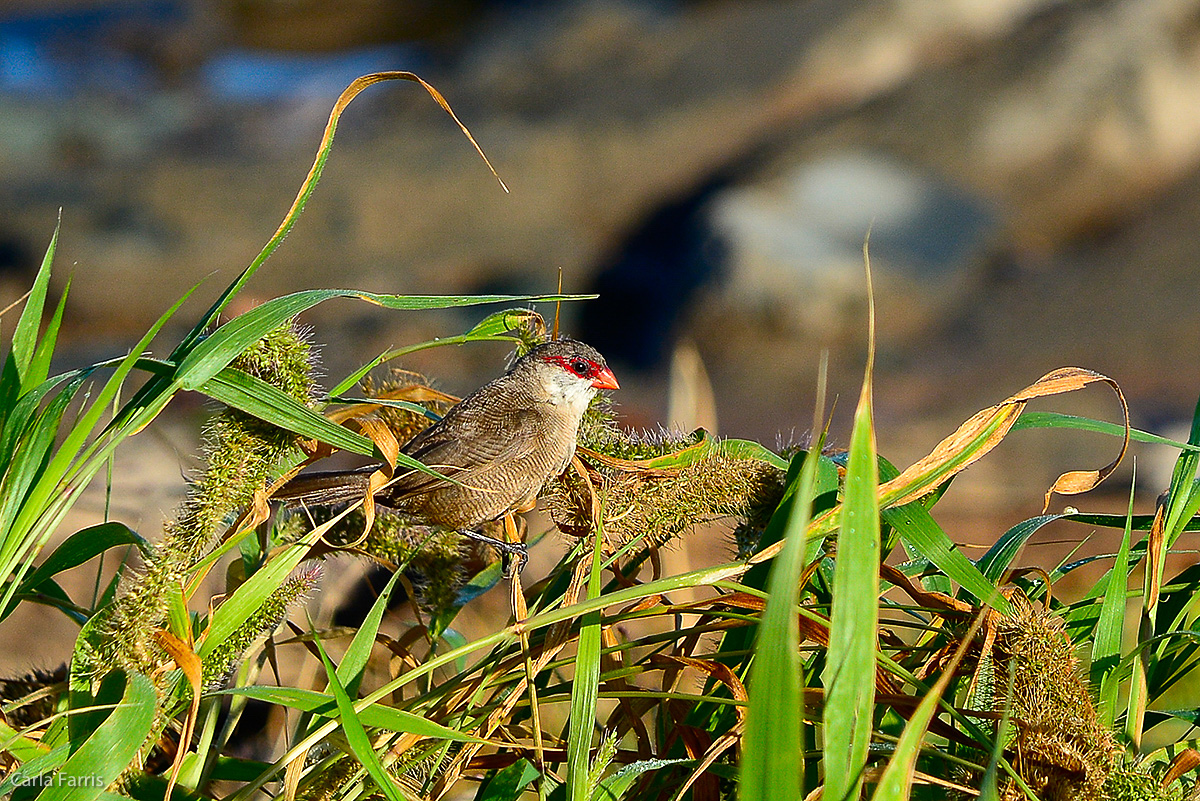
[541,373,597,418]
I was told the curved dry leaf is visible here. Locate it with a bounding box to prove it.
[568,454,602,531]
[1162,748,1200,789]
[880,404,1023,509]
[651,653,749,722]
[349,417,401,542]
[750,368,1128,572]
[152,628,202,800]
[274,72,505,251]
[327,384,459,426]
[881,367,1128,511]
[359,417,400,470]
[1146,501,1167,610]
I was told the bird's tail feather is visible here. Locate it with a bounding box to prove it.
[274,468,374,507]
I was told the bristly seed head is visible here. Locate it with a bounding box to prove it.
[544,407,785,555]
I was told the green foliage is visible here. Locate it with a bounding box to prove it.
[5,73,1200,801]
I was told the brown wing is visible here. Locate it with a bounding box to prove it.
[377,389,542,504]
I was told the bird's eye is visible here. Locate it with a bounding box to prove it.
[571,358,590,375]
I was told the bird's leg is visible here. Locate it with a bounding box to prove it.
[504,513,529,588]
[455,528,528,576]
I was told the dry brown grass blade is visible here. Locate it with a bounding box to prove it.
[1161,748,1200,789]
[675,730,741,801]
[569,454,602,529]
[651,654,749,716]
[881,367,1128,511]
[353,417,401,544]
[152,628,202,801]
[275,73,506,253]
[650,655,751,795]
[0,287,32,320]
[1006,567,1054,605]
[436,557,594,794]
[327,385,460,426]
[1146,498,1167,610]
[880,563,974,615]
[282,750,306,801]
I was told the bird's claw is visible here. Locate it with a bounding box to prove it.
[456,529,527,578]
[501,546,528,579]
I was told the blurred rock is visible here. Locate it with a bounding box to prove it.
[3,0,1200,453]
[710,151,995,339]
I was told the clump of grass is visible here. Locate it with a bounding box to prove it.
[544,403,787,555]
[202,561,322,690]
[992,594,1121,801]
[7,73,1200,801]
[94,321,317,677]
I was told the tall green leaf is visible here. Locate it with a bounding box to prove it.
[823,278,880,801]
[567,525,607,800]
[0,221,58,423]
[739,441,823,801]
[1092,470,1136,726]
[36,671,156,801]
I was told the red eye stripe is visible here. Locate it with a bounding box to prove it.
[541,354,597,378]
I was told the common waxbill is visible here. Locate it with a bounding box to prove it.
[277,338,619,567]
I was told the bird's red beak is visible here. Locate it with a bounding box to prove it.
[591,366,620,390]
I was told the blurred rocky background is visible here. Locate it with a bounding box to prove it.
[3,0,1200,611]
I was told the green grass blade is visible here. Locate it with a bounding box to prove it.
[35,671,155,801]
[0,221,57,419]
[1093,470,1136,726]
[0,744,67,798]
[1160,396,1200,547]
[200,367,376,456]
[25,277,69,396]
[216,686,479,741]
[740,443,822,801]
[594,759,690,801]
[823,342,880,801]
[17,522,147,594]
[477,758,541,801]
[177,290,590,392]
[199,365,470,486]
[567,524,607,800]
[1015,411,1200,451]
[0,721,53,766]
[717,438,789,470]
[313,632,408,801]
[882,500,1009,613]
[0,369,80,471]
[976,513,1073,582]
[197,532,319,660]
[337,568,402,698]
[0,374,84,537]
[0,522,146,621]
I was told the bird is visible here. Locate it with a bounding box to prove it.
[276,338,619,570]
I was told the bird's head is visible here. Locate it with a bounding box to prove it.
[522,338,619,411]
